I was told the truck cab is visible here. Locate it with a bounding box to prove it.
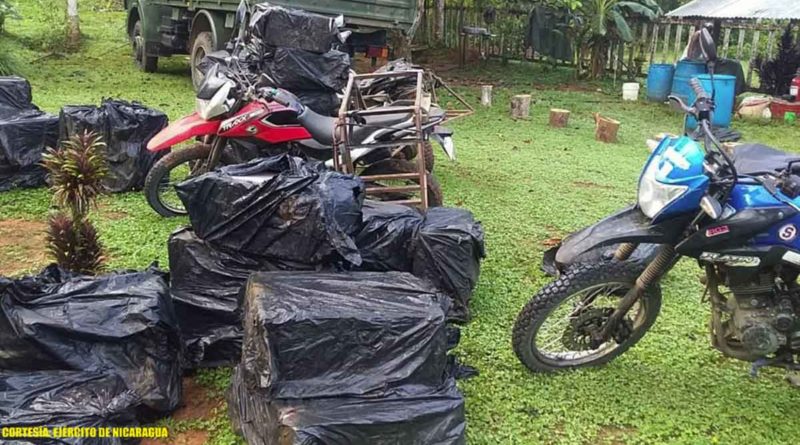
[124,0,419,88]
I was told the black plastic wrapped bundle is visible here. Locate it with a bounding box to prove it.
[249,4,344,54]
[227,366,466,445]
[411,207,486,322]
[168,227,315,368]
[0,370,140,445]
[0,266,182,415]
[240,271,452,399]
[175,155,365,266]
[58,99,168,192]
[355,200,423,272]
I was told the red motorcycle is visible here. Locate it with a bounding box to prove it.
[143,66,454,217]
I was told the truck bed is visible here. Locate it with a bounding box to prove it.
[166,0,417,32]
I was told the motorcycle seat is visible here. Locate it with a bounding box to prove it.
[297,107,413,147]
[732,144,800,176]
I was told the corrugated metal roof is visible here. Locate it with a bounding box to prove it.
[667,0,800,20]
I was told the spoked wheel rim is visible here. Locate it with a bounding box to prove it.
[531,282,648,366]
[156,158,208,215]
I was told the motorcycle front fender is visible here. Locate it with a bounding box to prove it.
[543,205,691,276]
[146,113,221,151]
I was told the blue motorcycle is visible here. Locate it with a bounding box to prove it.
[514,31,800,374]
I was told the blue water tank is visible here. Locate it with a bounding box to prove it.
[646,64,675,102]
[685,74,737,130]
[671,60,707,103]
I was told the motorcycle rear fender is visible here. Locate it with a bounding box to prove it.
[544,205,691,275]
[147,113,221,151]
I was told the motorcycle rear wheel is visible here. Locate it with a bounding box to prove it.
[512,261,661,373]
[144,143,211,217]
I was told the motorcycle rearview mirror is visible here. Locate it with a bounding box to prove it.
[699,27,717,63]
[235,0,249,40]
[700,194,723,220]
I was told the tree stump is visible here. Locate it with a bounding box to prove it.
[481,85,493,107]
[510,94,531,119]
[594,113,620,143]
[549,108,570,128]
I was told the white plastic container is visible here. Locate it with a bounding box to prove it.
[622,82,640,101]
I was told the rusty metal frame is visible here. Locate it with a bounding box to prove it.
[334,69,429,209]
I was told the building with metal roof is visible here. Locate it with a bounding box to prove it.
[667,0,800,20]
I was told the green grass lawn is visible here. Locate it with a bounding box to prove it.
[3,3,800,445]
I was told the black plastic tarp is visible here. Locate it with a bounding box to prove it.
[355,200,423,272]
[294,89,340,116]
[0,164,48,192]
[249,4,344,54]
[176,155,365,265]
[0,265,182,415]
[411,207,485,322]
[0,76,34,118]
[228,366,466,445]
[58,99,168,192]
[168,227,315,369]
[268,47,350,92]
[240,271,452,399]
[0,370,140,445]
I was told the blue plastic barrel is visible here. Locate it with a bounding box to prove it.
[646,64,675,102]
[685,74,737,130]
[671,60,707,103]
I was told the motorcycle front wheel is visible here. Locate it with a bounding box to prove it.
[512,261,661,373]
[144,143,212,217]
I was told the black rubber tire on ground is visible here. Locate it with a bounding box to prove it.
[512,260,662,373]
[132,21,158,73]
[144,143,211,217]
[191,32,214,91]
[360,158,443,207]
[399,142,434,172]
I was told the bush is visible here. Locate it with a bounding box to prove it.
[41,131,109,274]
[755,24,800,96]
[0,49,18,75]
[29,0,67,52]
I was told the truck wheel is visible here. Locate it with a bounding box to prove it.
[191,31,214,90]
[132,21,158,73]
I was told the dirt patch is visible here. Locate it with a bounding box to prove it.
[594,425,637,445]
[142,430,208,445]
[541,225,564,248]
[97,203,129,221]
[171,377,224,421]
[571,180,614,190]
[533,82,596,93]
[0,219,49,276]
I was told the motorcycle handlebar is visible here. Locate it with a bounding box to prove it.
[690,78,709,100]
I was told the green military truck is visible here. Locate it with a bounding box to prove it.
[124,0,420,86]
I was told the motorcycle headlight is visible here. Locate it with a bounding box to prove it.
[637,158,689,219]
[195,81,233,120]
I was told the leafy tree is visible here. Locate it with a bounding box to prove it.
[41,131,108,274]
[0,0,20,34]
[577,0,661,78]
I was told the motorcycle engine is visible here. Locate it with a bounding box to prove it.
[725,271,799,357]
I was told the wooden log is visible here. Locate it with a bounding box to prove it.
[480,85,492,107]
[510,94,531,119]
[594,113,620,143]
[549,108,570,128]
